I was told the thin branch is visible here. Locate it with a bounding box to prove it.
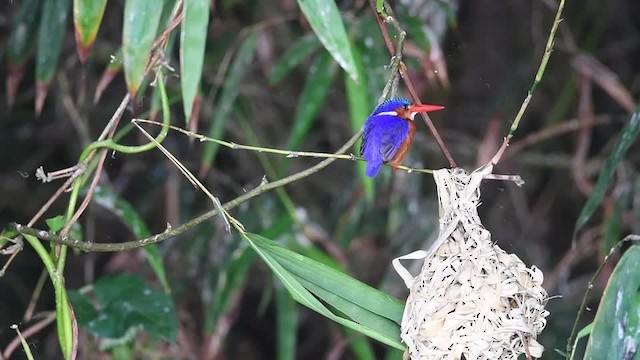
[367,0,456,167]
[11,129,365,251]
[508,0,565,137]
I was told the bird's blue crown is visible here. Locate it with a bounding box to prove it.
[371,98,411,115]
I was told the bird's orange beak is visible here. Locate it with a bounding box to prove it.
[408,104,445,113]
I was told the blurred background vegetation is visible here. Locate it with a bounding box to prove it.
[0,0,639,359]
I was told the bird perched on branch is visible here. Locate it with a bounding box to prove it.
[360,98,444,177]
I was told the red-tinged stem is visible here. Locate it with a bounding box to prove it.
[367,0,457,167]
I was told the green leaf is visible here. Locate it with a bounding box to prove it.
[575,105,640,234]
[262,237,403,323]
[204,246,256,332]
[275,280,298,360]
[45,215,66,233]
[584,245,640,359]
[6,0,42,67]
[201,30,258,172]
[269,34,320,85]
[180,0,210,126]
[296,0,358,81]
[92,186,170,294]
[122,0,164,97]
[69,273,177,342]
[601,193,628,257]
[6,0,42,106]
[73,0,108,62]
[35,0,70,114]
[286,51,338,151]
[344,44,374,202]
[243,233,404,349]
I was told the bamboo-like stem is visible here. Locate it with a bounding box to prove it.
[509,0,566,137]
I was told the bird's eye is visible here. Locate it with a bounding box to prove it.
[403,104,409,110]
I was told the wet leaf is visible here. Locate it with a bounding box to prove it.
[35,0,70,115]
[584,245,640,359]
[122,0,164,97]
[69,273,177,342]
[180,0,210,126]
[73,0,108,63]
[296,0,358,81]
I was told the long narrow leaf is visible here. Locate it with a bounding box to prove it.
[6,0,42,106]
[180,0,210,126]
[574,105,640,234]
[296,0,358,81]
[286,51,338,151]
[344,44,374,201]
[122,0,164,97]
[584,245,640,359]
[259,235,404,323]
[92,186,171,293]
[201,30,258,174]
[298,278,401,342]
[35,0,70,115]
[204,245,256,332]
[275,279,298,360]
[269,34,320,85]
[242,232,403,349]
[73,0,108,63]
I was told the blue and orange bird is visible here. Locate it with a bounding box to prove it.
[360,98,444,177]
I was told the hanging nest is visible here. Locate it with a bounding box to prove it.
[393,165,549,360]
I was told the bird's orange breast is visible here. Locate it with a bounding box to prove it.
[388,120,416,170]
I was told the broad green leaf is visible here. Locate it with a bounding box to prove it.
[180,0,210,126]
[73,0,108,62]
[35,0,70,114]
[286,51,338,151]
[242,232,403,349]
[345,44,374,202]
[275,280,298,360]
[296,0,358,81]
[122,0,164,97]
[584,245,640,359]
[92,186,170,293]
[575,105,640,234]
[201,30,258,173]
[6,0,42,106]
[269,34,320,85]
[69,273,177,342]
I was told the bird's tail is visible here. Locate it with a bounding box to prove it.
[365,161,382,177]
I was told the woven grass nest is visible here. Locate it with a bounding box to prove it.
[393,165,549,360]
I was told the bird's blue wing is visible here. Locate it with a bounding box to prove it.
[361,114,409,177]
[378,116,409,161]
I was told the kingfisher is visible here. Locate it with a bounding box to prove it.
[360,98,444,177]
